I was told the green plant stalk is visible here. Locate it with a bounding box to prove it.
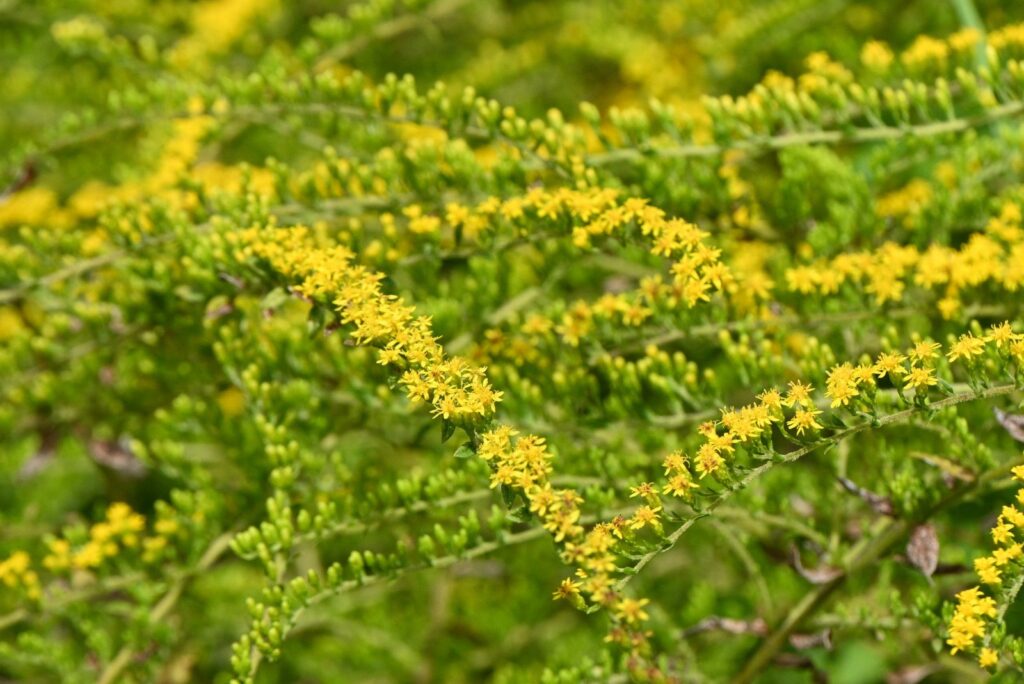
[616,383,1018,593]
[96,531,236,684]
[734,410,1022,683]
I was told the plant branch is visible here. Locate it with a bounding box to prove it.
[733,432,1024,683]
[96,531,235,684]
[616,383,1019,595]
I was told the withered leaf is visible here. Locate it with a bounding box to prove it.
[906,523,939,578]
[995,407,1024,443]
[682,616,768,637]
[886,664,938,684]
[17,431,59,481]
[788,629,832,651]
[90,440,147,478]
[838,476,894,515]
[792,546,843,584]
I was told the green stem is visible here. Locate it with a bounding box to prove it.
[244,507,636,681]
[314,0,472,69]
[733,436,1022,683]
[14,89,1024,185]
[709,518,775,616]
[589,102,1024,166]
[96,532,235,684]
[0,572,145,631]
[617,382,1018,595]
[617,304,1010,356]
[0,196,392,305]
[733,517,911,684]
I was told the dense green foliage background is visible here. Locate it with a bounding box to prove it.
[4,1,1024,683]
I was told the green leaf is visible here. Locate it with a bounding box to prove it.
[260,287,290,311]
[500,484,518,510]
[307,304,327,338]
[505,507,529,524]
[441,420,456,443]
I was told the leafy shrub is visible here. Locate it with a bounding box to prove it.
[3,1,1024,682]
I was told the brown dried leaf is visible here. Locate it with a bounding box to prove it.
[682,616,768,637]
[790,494,815,518]
[17,431,59,480]
[886,664,938,684]
[1,161,37,200]
[218,272,245,289]
[838,477,894,515]
[603,275,633,294]
[995,407,1024,443]
[788,629,832,651]
[906,524,939,578]
[205,302,234,320]
[792,547,843,584]
[89,440,147,478]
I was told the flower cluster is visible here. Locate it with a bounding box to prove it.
[234,216,688,651]
[784,201,1024,315]
[9,4,1024,683]
[392,186,736,352]
[0,552,40,601]
[234,225,503,424]
[948,463,1024,670]
[40,502,147,572]
[659,323,1021,486]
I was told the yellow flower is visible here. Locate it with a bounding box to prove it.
[787,408,823,436]
[662,472,697,498]
[72,542,105,569]
[784,381,814,408]
[825,363,861,408]
[694,443,725,478]
[860,40,894,71]
[904,366,937,390]
[873,352,907,377]
[974,556,1002,585]
[662,451,688,475]
[430,394,459,420]
[908,340,941,364]
[629,483,657,499]
[613,597,650,625]
[948,586,997,655]
[757,388,783,411]
[947,333,986,362]
[552,578,582,601]
[628,505,661,531]
[979,647,999,668]
[41,537,71,571]
[986,322,1019,348]
[409,214,440,234]
[992,522,1014,545]
[377,345,404,366]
